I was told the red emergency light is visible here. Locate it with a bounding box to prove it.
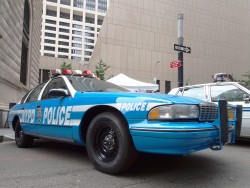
[62,69,73,75]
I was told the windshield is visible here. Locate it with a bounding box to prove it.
[66,76,129,92]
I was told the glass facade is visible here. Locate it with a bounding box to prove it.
[41,0,110,62]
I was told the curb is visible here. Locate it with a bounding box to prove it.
[0,135,14,143]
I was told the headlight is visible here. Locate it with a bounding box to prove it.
[148,105,199,120]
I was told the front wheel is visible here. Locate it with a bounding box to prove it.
[86,112,137,174]
[15,120,34,148]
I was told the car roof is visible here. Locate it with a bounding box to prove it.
[175,82,239,89]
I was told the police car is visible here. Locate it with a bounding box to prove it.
[169,82,247,138]
[8,70,235,174]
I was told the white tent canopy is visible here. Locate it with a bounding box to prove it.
[107,73,159,92]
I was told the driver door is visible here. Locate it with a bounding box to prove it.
[36,77,73,141]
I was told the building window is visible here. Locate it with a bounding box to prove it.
[84,45,94,49]
[73,24,83,29]
[39,69,51,83]
[58,55,69,59]
[71,56,82,60]
[20,0,30,85]
[58,48,69,53]
[72,43,82,48]
[45,19,56,24]
[73,0,83,8]
[97,28,100,32]
[85,17,95,24]
[72,30,82,35]
[85,38,94,43]
[59,41,69,46]
[60,12,70,19]
[44,46,55,51]
[72,49,82,54]
[45,32,56,38]
[84,58,90,61]
[72,36,82,41]
[44,53,55,57]
[44,39,56,44]
[47,0,57,3]
[85,32,94,37]
[59,34,69,39]
[45,26,56,31]
[97,19,103,25]
[60,0,71,6]
[98,0,107,13]
[85,26,95,31]
[46,9,57,17]
[86,0,95,11]
[73,14,83,22]
[84,51,92,56]
[59,28,69,33]
[59,21,70,27]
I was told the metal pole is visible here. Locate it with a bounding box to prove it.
[177,14,184,87]
[153,60,160,84]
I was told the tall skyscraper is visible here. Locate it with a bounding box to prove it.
[40,0,109,63]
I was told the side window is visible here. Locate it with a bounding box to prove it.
[182,87,206,100]
[211,85,248,102]
[41,78,68,100]
[25,83,46,103]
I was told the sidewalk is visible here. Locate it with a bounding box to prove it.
[0,128,14,143]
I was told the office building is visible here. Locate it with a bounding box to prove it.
[40,0,109,82]
[0,0,42,109]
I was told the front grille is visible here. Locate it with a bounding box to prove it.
[199,103,218,122]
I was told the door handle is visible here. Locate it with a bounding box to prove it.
[37,104,41,108]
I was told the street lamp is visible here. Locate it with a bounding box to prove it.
[153,60,160,84]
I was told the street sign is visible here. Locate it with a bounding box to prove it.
[170,60,181,68]
[174,44,191,54]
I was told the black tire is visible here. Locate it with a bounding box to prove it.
[86,112,137,174]
[15,119,34,148]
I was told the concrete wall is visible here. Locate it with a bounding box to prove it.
[90,0,250,92]
[0,0,42,108]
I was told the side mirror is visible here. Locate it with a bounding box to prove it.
[48,89,70,97]
[243,94,250,103]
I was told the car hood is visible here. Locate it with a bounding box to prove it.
[74,92,206,105]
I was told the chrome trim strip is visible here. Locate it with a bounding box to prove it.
[130,127,219,132]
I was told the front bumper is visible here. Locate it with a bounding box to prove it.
[130,125,234,154]
[129,100,235,155]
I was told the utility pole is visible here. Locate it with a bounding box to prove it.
[177,14,184,87]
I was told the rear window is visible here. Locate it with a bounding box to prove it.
[66,76,129,92]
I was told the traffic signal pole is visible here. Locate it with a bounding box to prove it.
[177,14,184,87]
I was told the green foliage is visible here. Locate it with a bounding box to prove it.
[240,71,250,88]
[95,59,110,80]
[60,62,72,71]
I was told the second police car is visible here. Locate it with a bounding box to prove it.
[8,70,238,174]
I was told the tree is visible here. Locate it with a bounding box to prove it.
[95,59,110,80]
[60,62,72,71]
[240,71,250,88]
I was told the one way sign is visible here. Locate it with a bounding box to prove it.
[174,44,191,54]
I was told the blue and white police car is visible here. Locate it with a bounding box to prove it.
[8,70,235,174]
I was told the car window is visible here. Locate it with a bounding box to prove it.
[41,78,69,100]
[25,83,46,103]
[181,86,206,100]
[211,85,248,102]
